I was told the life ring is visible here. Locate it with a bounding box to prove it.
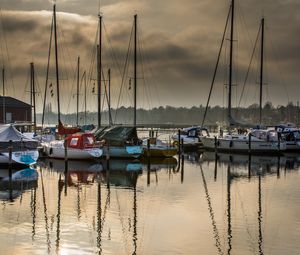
[173,141,179,147]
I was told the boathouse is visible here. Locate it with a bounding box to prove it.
[0,96,32,124]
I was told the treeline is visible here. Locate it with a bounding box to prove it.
[37,102,300,126]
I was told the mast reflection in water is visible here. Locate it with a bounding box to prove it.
[0,153,299,254]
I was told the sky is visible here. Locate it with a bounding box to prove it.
[0,0,299,114]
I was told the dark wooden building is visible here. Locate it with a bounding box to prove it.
[0,96,32,124]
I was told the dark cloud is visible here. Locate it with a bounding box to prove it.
[0,0,299,112]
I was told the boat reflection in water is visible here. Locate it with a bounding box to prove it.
[41,157,143,255]
[200,151,300,178]
[0,167,38,201]
[198,151,300,255]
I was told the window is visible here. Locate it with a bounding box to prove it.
[6,112,12,123]
[70,138,79,146]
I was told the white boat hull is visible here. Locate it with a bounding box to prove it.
[0,150,39,165]
[202,136,286,153]
[43,141,102,159]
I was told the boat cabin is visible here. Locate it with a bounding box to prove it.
[180,127,209,138]
[65,133,96,149]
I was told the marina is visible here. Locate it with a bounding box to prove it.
[0,0,300,254]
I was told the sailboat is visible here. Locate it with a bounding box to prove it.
[0,125,39,165]
[42,4,102,160]
[95,15,142,158]
[201,1,286,154]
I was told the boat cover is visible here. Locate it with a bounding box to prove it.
[94,126,139,146]
[0,125,35,142]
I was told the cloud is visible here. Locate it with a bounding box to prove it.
[0,0,299,113]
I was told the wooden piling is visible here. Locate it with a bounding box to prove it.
[248,133,252,154]
[180,154,184,183]
[106,142,110,189]
[177,129,181,155]
[64,136,68,195]
[8,140,13,201]
[214,136,217,153]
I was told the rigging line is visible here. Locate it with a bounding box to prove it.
[102,69,113,124]
[138,25,152,110]
[66,60,78,118]
[35,72,44,115]
[0,9,16,97]
[79,71,86,114]
[23,67,31,103]
[114,21,134,123]
[57,26,77,118]
[100,188,111,232]
[103,21,123,78]
[39,167,51,252]
[201,6,231,127]
[237,24,261,109]
[199,164,224,255]
[268,26,290,103]
[114,189,131,255]
[42,15,54,127]
[86,20,99,113]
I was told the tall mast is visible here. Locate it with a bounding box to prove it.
[259,18,265,125]
[53,4,61,124]
[30,62,37,134]
[42,15,53,127]
[97,15,102,128]
[83,71,87,125]
[228,0,235,121]
[2,67,5,124]
[76,56,80,126]
[133,14,137,127]
[108,68,112,126]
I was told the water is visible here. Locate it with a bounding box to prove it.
[0,152,300,255]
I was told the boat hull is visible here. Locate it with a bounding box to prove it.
[43,141,102,160]
[102,146,142,159]
[202,136,285,154]
[142,147,177,158]
[0,150,39,166]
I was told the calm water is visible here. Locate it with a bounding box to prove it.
[0,152,300,255]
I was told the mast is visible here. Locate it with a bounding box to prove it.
[83,71,87,125]
[228,0,235,122]
[108,68,112,126]
[30,63,37,134]
[133,14,137,127]
[97,15,102,128]
[42,15,53,127]
[76,56,80,126]
[259,18,265,125]
[53,4,61,124]
[2,67,5,123]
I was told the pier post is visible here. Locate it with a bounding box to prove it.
[214,136,218,153]
[147,139,150,186]
[177,129,181,155]
[9,140,13,201]
[248,133,252,154]
[64,136,68,195]
[181,138,184,153]
[106,141,110,189]
[64,135,68,165]
[248,153,252,180]
[277,156,280,178]
[147,139,150,158]
[181,154,184,183]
